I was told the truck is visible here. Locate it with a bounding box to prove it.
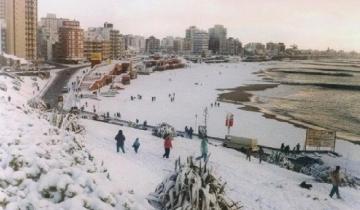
[223,135,259,152]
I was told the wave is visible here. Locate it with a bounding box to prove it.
[273,70,353,77]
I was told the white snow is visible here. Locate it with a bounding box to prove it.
[0,74,142,209]
[75,62,360,159]
[81,119,360,210]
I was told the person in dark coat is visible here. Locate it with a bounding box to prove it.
[132,138,140,153]
[163,134,173,159]
[329,166,341,199]
[296,143,301,153]
[258,147,264,164]
[246,148,252,161]
[280,143,285,152]
[115,130,126,153]
[184,126,189,138]
[284,145,290,155]
[189,127,194,139]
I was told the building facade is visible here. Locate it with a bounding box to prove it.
[225,37,242,56]
[84,27,111,60]
[38,13,68,60]
[55,20,84,63]
[5,0,37,60]
[185,26,209,55]
[145,36,160,54]
[208,24,227,54]
[173,37,184,54]
[160,36,174,53]
[265,42,286,56]
[103,22,124,59]
[244,42,265,56]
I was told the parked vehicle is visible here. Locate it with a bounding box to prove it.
[223,135,259,152]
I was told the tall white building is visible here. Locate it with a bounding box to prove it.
[161,36,174,52]
[185,26,209,55]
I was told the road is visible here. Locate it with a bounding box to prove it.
[42,64,89,108]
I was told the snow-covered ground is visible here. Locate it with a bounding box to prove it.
[81,119,360,210]
[0,74,141,209]
[75,62,360,160]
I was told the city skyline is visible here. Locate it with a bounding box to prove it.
[38,0,360,52]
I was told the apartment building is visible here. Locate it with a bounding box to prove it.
[5,0,37,60]
[38,13,68,60]
[54,20,84,63]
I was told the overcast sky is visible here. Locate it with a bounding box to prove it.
[39,0,360,51]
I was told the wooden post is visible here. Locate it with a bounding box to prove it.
[304,128,308,151]
[333,132,337,152]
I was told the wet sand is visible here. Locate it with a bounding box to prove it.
[217,83,360,143]
[217,84,279,102]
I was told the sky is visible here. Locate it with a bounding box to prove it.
[39,0,360,51]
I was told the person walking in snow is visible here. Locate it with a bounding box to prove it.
[280,143,285,152]
[329,166,342,199]
[246,148,252,161]
[132,138,140,153]
[189,127,194,139]
[115,130,126,153]
[163,134,173,159]
[184,126,189,138]
[196,137,209,161]
[258,147,264,164]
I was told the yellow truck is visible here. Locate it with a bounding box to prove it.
[223,135,259,152]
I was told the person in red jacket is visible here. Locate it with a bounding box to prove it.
[163,134,173,158]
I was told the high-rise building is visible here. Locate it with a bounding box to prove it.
[225,37,242,56]
[145,36,160,54]
[173,37,184,54]
[54,20,84,63]
[124,34,145,53]
[0,0,6,53]
[0,19,6,53]
[0,0,5,19]
[161,36,174,53]
[266,42,286,56]
[244,42,265,56]
[185,26,209,55]
[25,0,37,60]
[84,27,111,60]
[5,0,37,60]
[103,22,125,59]
[38,13,68,60]
[208,24,227,54]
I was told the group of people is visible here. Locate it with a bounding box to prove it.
[280,143,301,154]
[168,93,176,102]
[115,129,141,154]
[184,126,194,139]
[130,95,143,101]
[245,147,265,164]
[114,128,208,162]
[210,102,221,108]
[114,129,344,200]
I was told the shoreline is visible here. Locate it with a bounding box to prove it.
[217,83,360,144]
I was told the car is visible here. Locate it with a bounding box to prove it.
[62,86,69,93]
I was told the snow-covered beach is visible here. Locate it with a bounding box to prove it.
[75,62,360,160]
[1,62,360,209]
